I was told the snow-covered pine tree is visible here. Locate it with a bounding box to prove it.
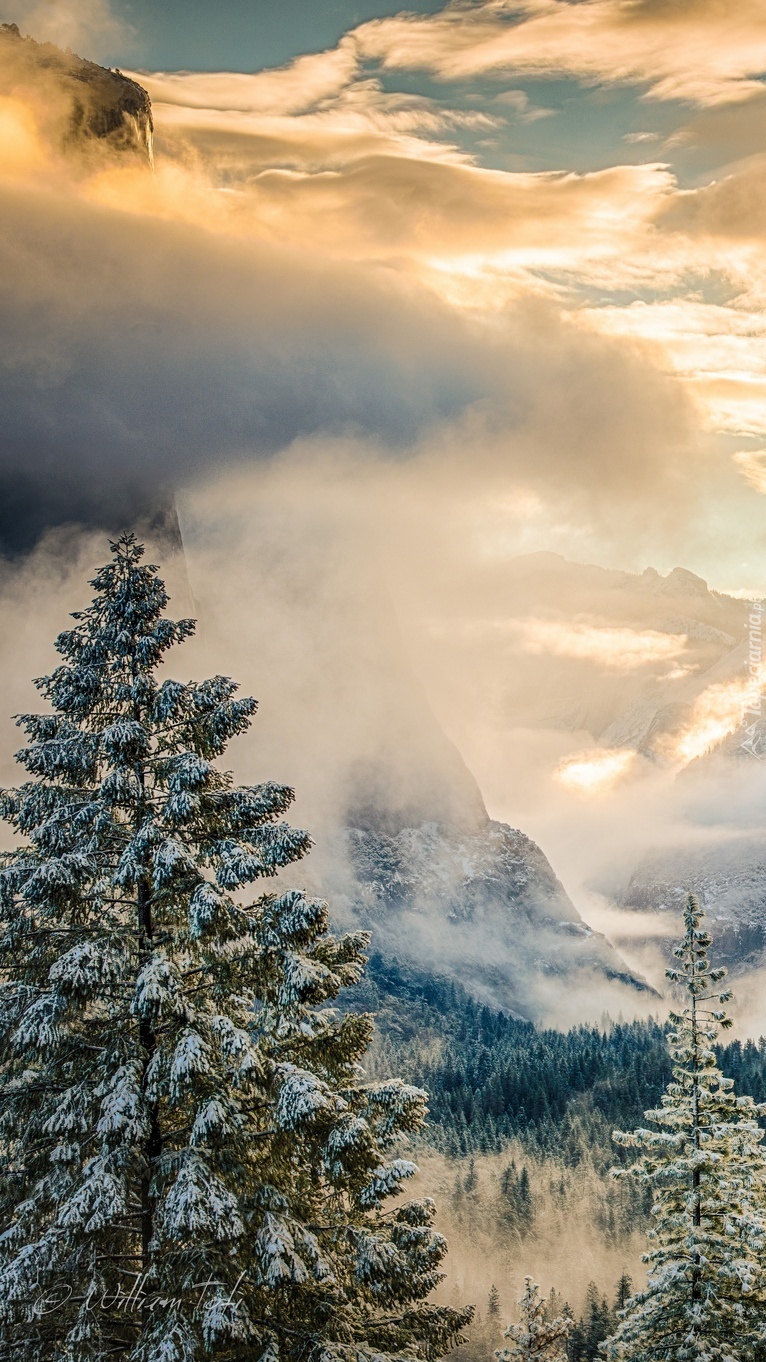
[496,1278,571,1362]
[0,535,472,1362]
[602,894,766,1362]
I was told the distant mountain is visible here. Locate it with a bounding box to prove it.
[315,736,652,1022]
[621,836,766,974]
[479,553,750,757]
[0,22,153,164]
[339,812,651,1019]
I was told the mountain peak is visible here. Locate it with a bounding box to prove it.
[0,22,153,165]
[651,566,712,599]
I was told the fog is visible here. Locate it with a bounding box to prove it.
[414,1150,645,1330]
[1,454,762,1027]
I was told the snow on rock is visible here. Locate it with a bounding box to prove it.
[331,812,651,1020]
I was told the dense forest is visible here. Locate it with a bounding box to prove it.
[344,953,766,1166]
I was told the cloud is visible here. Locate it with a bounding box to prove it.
[137,45,360,118]
[0,173,700,550]
[0,16,755,577]
[132,57,492,175]
[432,615,690,670]
[672,89,766,165]
[0,49,702,554]
[124,66,679,291]
[733,449,766,494]
[0,0,127,60]
[584,300,766,439]
[353,0,766,107]
[553,747,638,796]
[665,152,766,246]
[510,619,688,669]
[225,158,674,275]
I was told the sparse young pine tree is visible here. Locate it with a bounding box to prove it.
[496,1278,571,1362]
[0,536,472,1362]
[602,895,766,1361]
[487,1285,500,1316]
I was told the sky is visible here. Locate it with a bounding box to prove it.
[2,0,766,587]
[1,0,766,1019]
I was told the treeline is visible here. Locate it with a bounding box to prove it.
[344,954,766,1166]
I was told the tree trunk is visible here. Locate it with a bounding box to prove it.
[690,943,701,1304]
[138,873,161,1320]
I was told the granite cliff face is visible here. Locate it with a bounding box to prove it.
[0,22,153,164]
[340,812,650,1018]
[311,736,652,1021]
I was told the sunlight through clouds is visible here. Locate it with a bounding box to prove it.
[553,748,637,797]
[510,619,687,671]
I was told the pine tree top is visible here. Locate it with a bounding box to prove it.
[497,1278,571,1362]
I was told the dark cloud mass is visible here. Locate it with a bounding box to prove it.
[0,22,712,556]
[0,166,699,553]
[0,184,479,550]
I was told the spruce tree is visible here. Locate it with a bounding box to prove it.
[0,536,472,1362]
[612,1275,631,1315]
[603,895,766,1362]
[497,1278,571,1362]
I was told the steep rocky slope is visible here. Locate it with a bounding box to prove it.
[314,737,652,1021]
[338,811,649,1018]
[0,22,153,164]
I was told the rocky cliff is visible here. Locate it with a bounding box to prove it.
[0,22,153,164]
[339,811,651,1019]
[313,736,652,1021]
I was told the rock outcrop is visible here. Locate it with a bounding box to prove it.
[312,733,652,1021]
[339,810,652,1019]
[0,22,153,164]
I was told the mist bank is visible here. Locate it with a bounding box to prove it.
[3,462,764,1026]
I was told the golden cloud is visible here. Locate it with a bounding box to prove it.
[553,747,637,796]
[510,618,687,670]
[121,65,677,290]
[584,300,766,438]
[354,0,766,107]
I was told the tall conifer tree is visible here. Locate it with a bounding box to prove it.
[0,536,471,1362]
[603,895,766,1361]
